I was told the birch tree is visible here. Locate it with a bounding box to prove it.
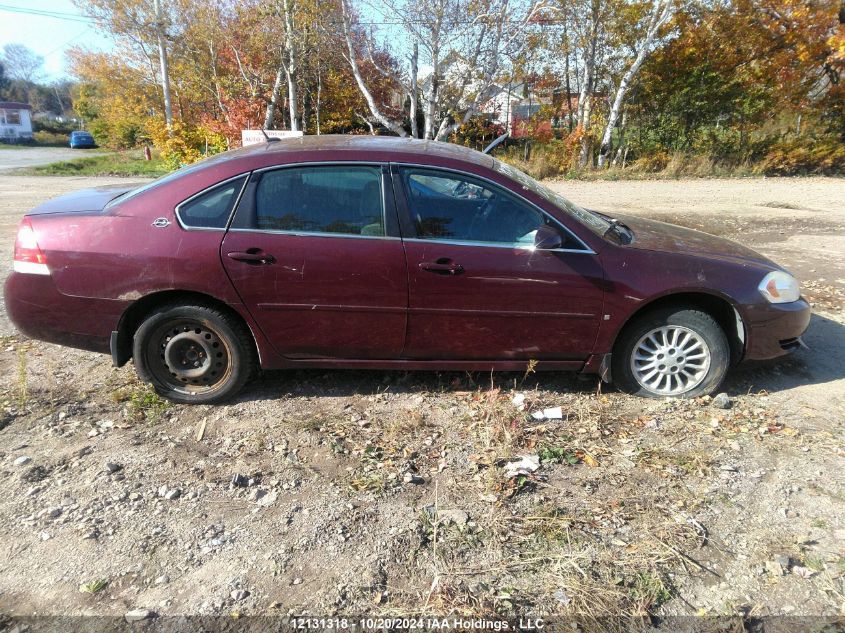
[340,0,547,139]
[596,0,673,167]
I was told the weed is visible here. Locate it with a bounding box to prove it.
[538,444,580,466]
[16,347,28,407]
[349,472,385,493]
[630,571,673,612]
[112,384,171,422]
[79,578,108,594]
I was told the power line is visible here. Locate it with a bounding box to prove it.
[0,3,95,24]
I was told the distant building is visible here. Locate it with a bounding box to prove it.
[0,102,33,142]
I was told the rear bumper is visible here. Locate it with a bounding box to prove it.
[4,271,123,354]
[744,298,811,361]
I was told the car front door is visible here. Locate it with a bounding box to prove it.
[221,163,408,359]
[395,165,605,361]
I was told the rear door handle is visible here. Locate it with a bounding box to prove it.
[419,259,464,275]
[227,249,276,265]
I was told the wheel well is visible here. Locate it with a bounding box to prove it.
[111,290,258,367]
[616,293,745,365]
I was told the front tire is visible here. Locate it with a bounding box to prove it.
[612,306,730,398]
[132,303,256,404]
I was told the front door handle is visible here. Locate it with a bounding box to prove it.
[227,249,276,265]
[419,258,464,275]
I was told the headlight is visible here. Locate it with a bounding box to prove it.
[758,271,800,304]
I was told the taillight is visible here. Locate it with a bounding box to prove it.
[13,218,49,275]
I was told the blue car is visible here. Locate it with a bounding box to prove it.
[69,131,96,149]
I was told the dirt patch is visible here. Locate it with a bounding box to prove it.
[0,175,844,626]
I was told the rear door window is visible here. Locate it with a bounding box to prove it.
[233,165,385,237]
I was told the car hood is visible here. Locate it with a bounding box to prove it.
[27,184,141,216]
[615,213,779,269]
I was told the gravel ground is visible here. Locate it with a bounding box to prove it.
[0,174,843,628]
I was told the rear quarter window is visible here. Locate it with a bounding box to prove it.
[176,176,247,229]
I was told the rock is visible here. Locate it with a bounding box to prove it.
[47,507,62,519]
[230,473,249,488]
[439,509,468,526]
[164,489,181,500]
[154,575,170,585]
[292,577,303,585]
[249,489,268,502]
[256,491,277,507]
[13,456,31,466]
[712,393,731,409]
[230,589,250,601]
[553,588,571,606]
[105,462,122,473]
[124,609,156,622]
[791,565,817,579]
[403,473,424,485]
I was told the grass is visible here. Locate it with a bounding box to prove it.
[25,151,169,178]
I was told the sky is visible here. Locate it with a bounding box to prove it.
[0,0,113,80]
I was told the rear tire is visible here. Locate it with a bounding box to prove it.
[132,303,256,404]
[612,306,729,398]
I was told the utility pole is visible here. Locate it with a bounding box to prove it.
[153,0,174,130]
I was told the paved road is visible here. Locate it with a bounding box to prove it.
[0,146,105,171]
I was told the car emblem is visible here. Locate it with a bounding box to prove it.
[152,218,171,228]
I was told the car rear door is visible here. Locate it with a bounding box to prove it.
[394,165,605,361]
[221,163,408,359]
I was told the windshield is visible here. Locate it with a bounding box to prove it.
[491,159,611,235]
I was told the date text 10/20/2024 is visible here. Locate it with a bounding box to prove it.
[290,617,546,630]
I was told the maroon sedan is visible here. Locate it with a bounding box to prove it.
[5,136,810,403]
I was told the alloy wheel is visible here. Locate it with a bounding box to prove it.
[629,325,711,396]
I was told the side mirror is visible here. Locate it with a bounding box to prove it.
[534,225,563,250]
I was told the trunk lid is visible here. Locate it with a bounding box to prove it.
[26,184,142,216]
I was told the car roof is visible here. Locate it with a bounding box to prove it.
[221,134,495,167]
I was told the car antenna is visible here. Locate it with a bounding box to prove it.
[483,131,509,155]
[261,128,280,143]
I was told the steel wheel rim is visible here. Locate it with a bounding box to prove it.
[630,325,711,396]
[147,319,232,395]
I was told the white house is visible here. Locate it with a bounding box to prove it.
[0,102,33,143]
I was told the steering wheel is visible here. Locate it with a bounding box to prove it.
[452,180,470,198]
[467,194,498,240]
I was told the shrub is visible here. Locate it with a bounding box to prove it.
[145,120,228,170]
[759,138,845,176]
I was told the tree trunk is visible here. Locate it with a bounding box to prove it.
[316,67,322,135]
[410,43,419,138]
[153,0,173,130]
[597,0,671,168]
[264,63,284,129]
[563,21,573,134]
[577,3,597,168]
[282,0,299,132]
[612,109,627,167]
